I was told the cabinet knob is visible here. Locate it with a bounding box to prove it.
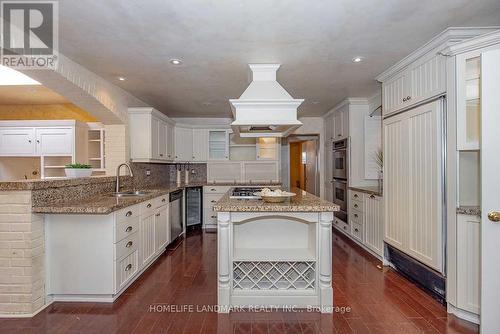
[338,134,341,137]
[126,241,133,248]
[125,211,133,217]
[354,204,358,208]
[156,213,160,217]
[125,226,133,232]
[354,194,358,198]
[28,140,32,143]
[211,215,216,219]
[403,97,407,102]
[162,198,166,202]
[407,96,411,100]
[370,194,375,199]
[354,228,359,232]
[488,211,500,222]
[192,156,195,159]
[354,214,358,218]
[125,264,132,271]
[211,200,216,203]
[36,140,40,143]
[147,203,152,208]
[159,153,163,157]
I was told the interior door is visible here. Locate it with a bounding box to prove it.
[480,48,500,333]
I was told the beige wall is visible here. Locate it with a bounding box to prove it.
[0,104,97,122]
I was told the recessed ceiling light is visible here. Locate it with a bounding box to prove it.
[202,102,212,106]
[352,56,364,63]
[117,76,126,81]
[312,101,320,105]
[170,59,182,65]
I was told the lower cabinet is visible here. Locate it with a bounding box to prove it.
[455,214,480,316]
[46,193,171,302]
[203,186,231,229]
[334,190,384,259]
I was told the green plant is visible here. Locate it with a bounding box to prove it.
[65,163,92,169]
[373,148,383,169]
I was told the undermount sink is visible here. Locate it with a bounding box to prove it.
[111,190,152,198]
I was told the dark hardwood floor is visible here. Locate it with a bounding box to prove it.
[0,229,479,333]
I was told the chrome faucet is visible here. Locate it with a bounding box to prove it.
[115,163,134,193]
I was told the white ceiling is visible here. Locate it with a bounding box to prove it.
[57,0,500,118]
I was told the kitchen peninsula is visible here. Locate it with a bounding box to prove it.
[213,188,339,313]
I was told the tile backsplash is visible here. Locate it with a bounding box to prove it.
[131,162,207,188]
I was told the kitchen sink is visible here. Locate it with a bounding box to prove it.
[111,190,152,198]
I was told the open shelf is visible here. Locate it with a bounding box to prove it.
[233,248,315,262]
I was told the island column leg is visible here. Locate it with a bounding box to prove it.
[217,212,231,313]
[318,212,334,313]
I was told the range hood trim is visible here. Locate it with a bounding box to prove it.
[229,64,304,137]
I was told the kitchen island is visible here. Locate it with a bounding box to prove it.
[213,188,339,313]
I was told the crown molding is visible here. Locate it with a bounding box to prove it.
[375,27,499,82]
[440,29,500,56]
[323,97,369,118]
[128,107,175,124]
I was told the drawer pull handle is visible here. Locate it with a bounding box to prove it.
[211,188,216,191]
[354,204,358,208]
[125,226,133,232]
[147,203,152,208]
[211,215,216,219]
[370,195,375,199]
[162,198,166,202]
[354,194,358,198]
[125,264,132,271]
[211,200,216,203]
[355,228,359,232]
[125,211,133,217]
[155,213,160,217]
[354,214,358,218]
[126,241,133,248]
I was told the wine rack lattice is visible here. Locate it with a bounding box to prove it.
[233,261,315,290]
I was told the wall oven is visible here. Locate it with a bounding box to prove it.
[332,139,348,180]
[332,179,348,222]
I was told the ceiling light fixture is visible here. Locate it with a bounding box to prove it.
[352,56,364,63]
[0,65,40,85]
[117,76,126,81]
[170,59,182,65]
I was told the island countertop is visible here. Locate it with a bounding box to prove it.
[213,187,339,212]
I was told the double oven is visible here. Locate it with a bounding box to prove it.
[332,139,348,223]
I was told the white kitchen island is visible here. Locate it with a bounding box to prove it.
[213,188,339,313]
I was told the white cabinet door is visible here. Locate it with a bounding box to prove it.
[192,128,208,161]
[256,138,278,160]
[0,128,35,156]
[324,114,334,142]
[35,128,73,156]
[139,212,156,267]
[408,55,446,107]
[155,206,169,255]
[382,72,409,116]
[383,114,406,250]
[166,122,175,160]
[158,120,167,160]
[174,127,193,161]
[208,130,229,160]
[456,214,480,315]
[333,111,344,139]
[151,117,161,160]
[384,100,444,272]
[365,195,383,256]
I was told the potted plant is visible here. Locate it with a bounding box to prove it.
[64,163,93,178]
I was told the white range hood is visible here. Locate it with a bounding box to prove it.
[229,64,304,137]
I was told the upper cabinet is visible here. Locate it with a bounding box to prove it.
[333,107,348,139]
[0,128,35,156]
[256,138,279,160]
[381,54,446,116]
[208,130,229,160]
[129,107,175,163]
[192,128,209,161]
[174,126,193,161]
[456,53,481,150]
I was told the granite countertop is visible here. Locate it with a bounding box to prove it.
[457,206,481,216]
[0,176,127,191]
[213,187,339,212]
[348,185,382,196]
[31,181,282,215]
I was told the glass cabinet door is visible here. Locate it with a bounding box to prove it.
[457,54,481,150]
[208,130,229,160]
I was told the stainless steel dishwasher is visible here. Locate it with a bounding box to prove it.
[169,189,183,243]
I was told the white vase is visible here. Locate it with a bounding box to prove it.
[65,168,93,178]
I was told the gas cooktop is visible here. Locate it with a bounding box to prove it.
[230,187,263,199]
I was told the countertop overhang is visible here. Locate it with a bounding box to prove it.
[213,187,339,212]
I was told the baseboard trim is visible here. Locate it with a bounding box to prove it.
[0,299,54,318]
[447,303,480,325]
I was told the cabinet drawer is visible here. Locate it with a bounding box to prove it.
[334,218,350,235]
[115,231,139,261]
[140,199,156,214]
[204,194,222,207]
[116,216,140,243]
[204,209,218,226]
[115,250,139,292]
[350,191,364,201]
[351,223,363,242]
[350,210,363,225]
[350,199,364,212]
[155,195,168,208]
[203,186,231,194]
[115,205,139,224]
